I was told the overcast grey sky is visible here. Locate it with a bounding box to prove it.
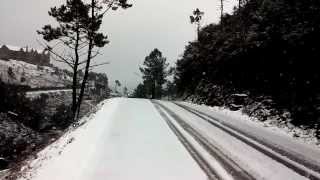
[0,0,236,89]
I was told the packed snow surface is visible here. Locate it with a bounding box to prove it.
[17,98,206,180]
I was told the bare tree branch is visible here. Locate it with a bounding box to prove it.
[77,61,109,71]
[37,39,74,68]
[77,49,102,65]
[57,38,76,50]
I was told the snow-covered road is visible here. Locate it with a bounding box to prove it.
[13,98,320,180]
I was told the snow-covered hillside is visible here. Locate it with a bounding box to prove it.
[0,59,72,88]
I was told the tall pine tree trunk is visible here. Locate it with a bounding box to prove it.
[197,23,200,40]
[72,24,80,118]
[76,0,95,118]
[220,0,224,29]
[151,80,156,99]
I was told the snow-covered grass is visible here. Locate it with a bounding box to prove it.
[211,106,320,147]
[0,59,72,88]
[180,101,320,148]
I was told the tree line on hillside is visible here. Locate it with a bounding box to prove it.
[0,45,51,66]
[174,0,320,136]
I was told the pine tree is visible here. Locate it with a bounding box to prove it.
[38,0,132,118]
[139,49,170,99]
[37,0,89,117]
[114,80,121,93]
[190,8,204,40]
[164,81,176,100]
[76,0,132,117]
[132,83,148,98]
[123,86,128,97]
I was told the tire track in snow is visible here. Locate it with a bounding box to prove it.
[152,103,219,180]
[174,102,320,180]
[153,101,255,180]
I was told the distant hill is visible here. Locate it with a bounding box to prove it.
[0,59,72,89]
[0,44,50,66]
